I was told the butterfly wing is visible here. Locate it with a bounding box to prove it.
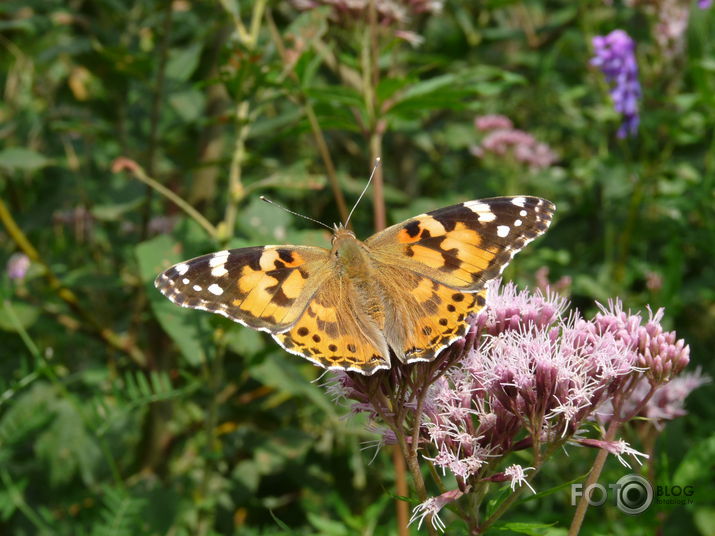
[156,244,391,374]
[273,274,391,374]
[366,196,554,362]
[365,196,555,291]
[155,245,332,332]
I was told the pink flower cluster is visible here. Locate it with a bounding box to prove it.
[420,282,650,485]
[291,0,443,45]
[471,115,557,170]
[324,280,700,531]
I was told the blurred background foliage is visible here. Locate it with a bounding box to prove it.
[1,0,714,534]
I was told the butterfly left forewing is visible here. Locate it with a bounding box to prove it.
[366,196,554,363]
[155,245,331,332]
[366,196,554,291]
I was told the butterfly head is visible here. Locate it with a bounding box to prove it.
[330,225,361,261]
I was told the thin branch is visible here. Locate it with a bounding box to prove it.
[112,157,218,238]
[221,99,251,243]
[140,0,174,239]
[265,10,350,224]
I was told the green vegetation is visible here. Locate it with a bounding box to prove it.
[1,1,713,534]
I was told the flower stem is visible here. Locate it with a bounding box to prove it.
[567,417,621,536]
[113,158,218,238]
[264,9,350,224]
[392,446,410,536]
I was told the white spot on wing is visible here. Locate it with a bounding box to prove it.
[497,225,510,238]
[512,197,527,207]
[211,265,228,277]
[514,219,523,227]
[182,278,190,284]
[209,250,229,268]
[175,263,189,275]
[520,210,528,217]
[208,284,224,296]
[464,201,497,222]
[193,284,202,292]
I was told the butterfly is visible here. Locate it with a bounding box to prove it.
[155,196,555,375]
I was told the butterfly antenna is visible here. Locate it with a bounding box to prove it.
[344,157,381,227]
[259,196,333,231]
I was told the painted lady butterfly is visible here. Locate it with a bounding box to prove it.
[155,196,554,374]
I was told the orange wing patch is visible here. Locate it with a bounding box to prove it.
[402,286,486,363]
[375,265,487,363]
[274,277,391,374]
[155,246,329,333]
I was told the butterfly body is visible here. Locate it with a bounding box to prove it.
[156,196,555,375]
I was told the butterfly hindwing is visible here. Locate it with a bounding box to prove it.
[273,275,391,374]
[155,245,330,332]
[375,263,488,363]
[366,196,555,291]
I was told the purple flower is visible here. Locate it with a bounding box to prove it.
[699,0,712,8]
[591,30,642,138]
[7,253,30,281]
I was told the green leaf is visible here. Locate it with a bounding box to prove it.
[492,521,559,535]
[91,197,144,221]
[0,382,55,445]
[232,460,261,492]
[93,486,147,536]
[0,301,39,332]
[306,512,350,536]
[249,353,335,415]
[236,196,292,243]
[0,147,49,172]
[166,43,202,81]
[694,508,715,536]
[304,86,364,108]
[225,327,265,358]
[169,88,205,122]
[136,234,212,366]
[35,399,101,487]
[673,433,715,486]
